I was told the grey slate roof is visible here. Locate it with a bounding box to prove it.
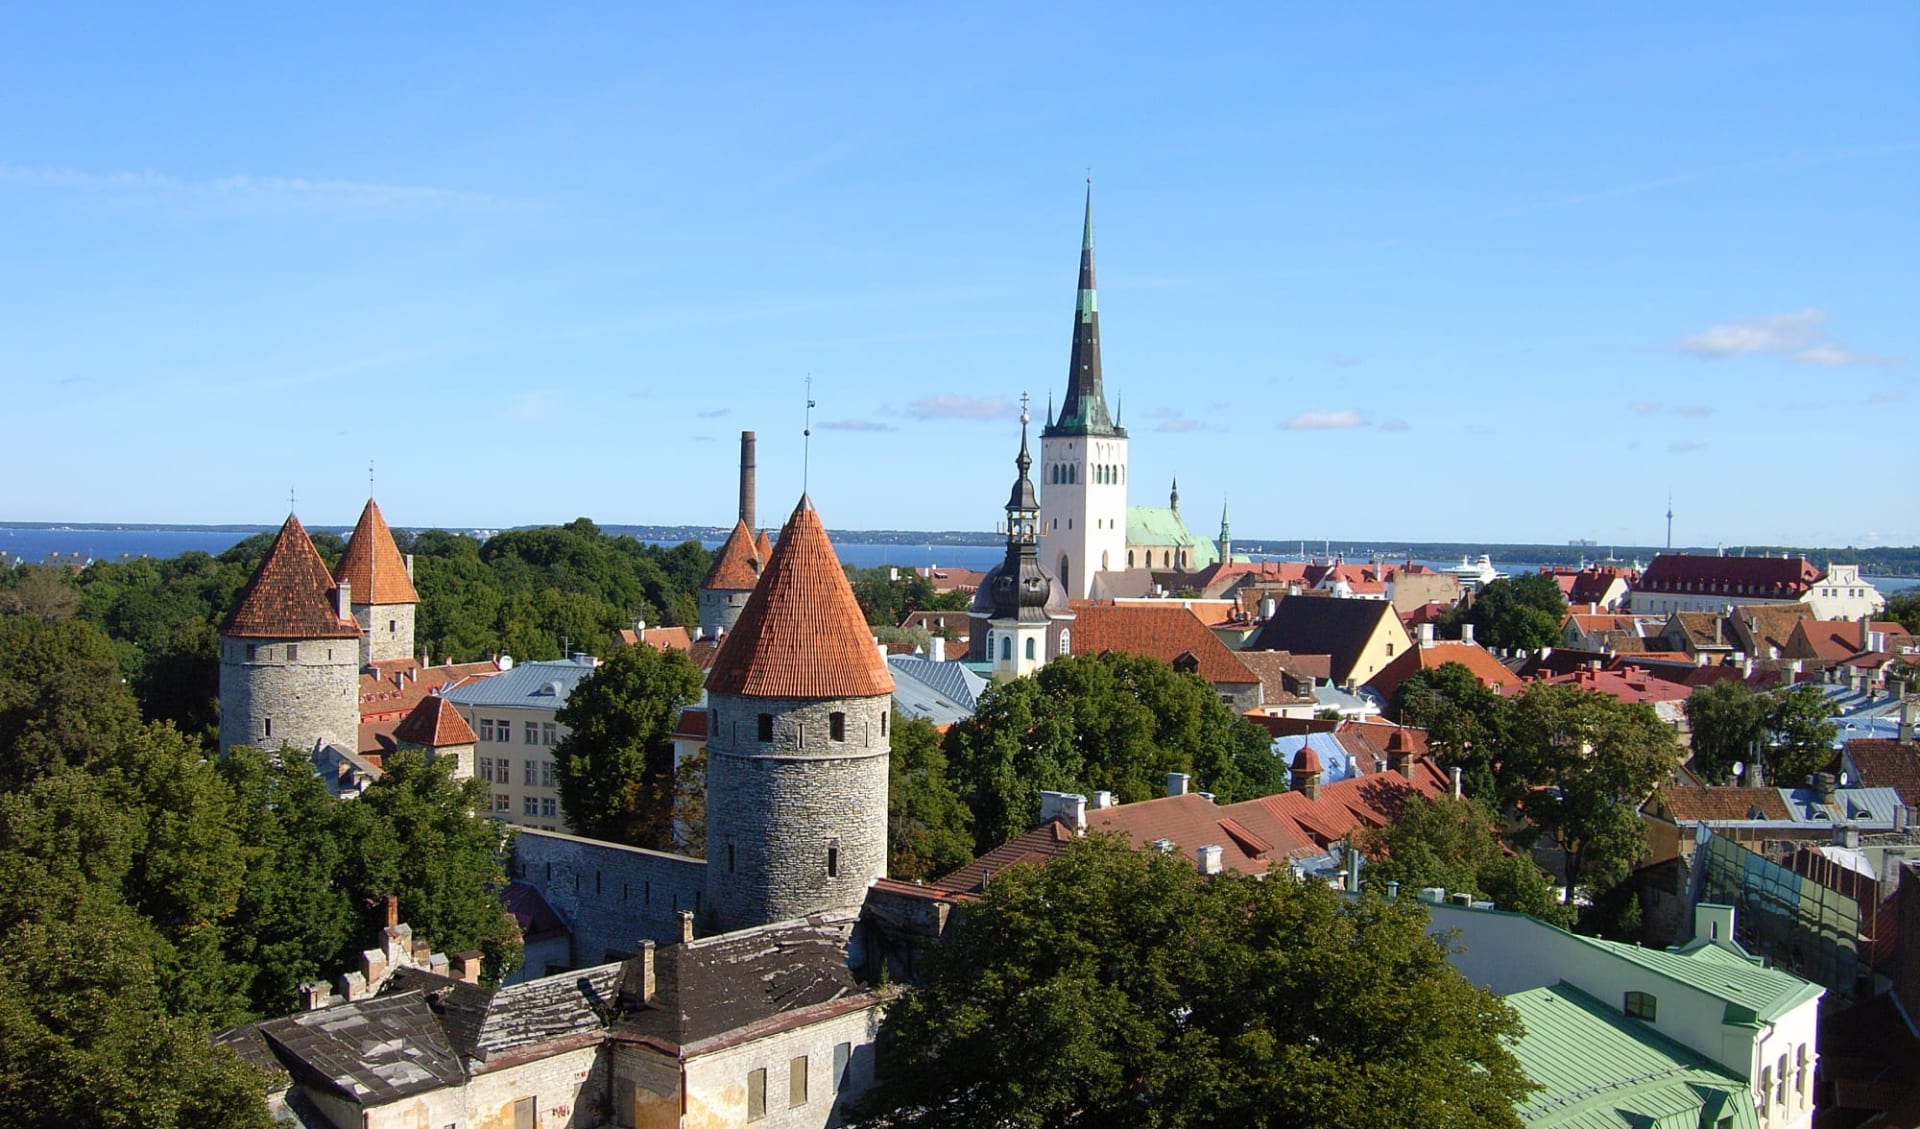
[887,655,987,726]
[440,657,600,712]
[618,915,870,1049]
[259,991,467,1105]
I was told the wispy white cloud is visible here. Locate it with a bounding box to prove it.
[898,395,1017,422]
[1679,309,1901,367]
[1380,418,1411,432]
[1151,407,1212,434]
[819,418,897,432]
[1673,405,1714,418]
[1630,401,1661,415]
[0,163,491,211]
[1283,409,1367,430]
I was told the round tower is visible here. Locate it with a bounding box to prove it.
[335,497,419,665]
[697,519,765,639]
[218,514,364,758]
[703,496,894,932]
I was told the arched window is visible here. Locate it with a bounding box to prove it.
[1024,637,1036,660]
[1059,629,1071,655]
[1059,557,1069,592]
[1000,636,1012,661]
[1128,550,1135,567]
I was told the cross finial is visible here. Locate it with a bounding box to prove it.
[289,485,296,514]
[1019,391,1030,426]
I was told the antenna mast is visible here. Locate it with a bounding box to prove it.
[803,375,815,493]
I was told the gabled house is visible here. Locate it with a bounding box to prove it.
[1246,595,1412,690]
[1069,601,1263,710]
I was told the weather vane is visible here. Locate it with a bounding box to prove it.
[803,374,816,493]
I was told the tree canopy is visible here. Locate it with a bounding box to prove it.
[553,642,705,848]
[1446,573,1566,652]
[942,652,1283,854]
[844,564,969,629]
[1683,679,1770,785]
[856,835,1534,1129]
[1359,794,1572,928]
[886,715,974,881]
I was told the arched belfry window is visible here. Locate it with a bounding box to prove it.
[1000,636,1012,661]
[1059,629,1071,655]
[1024,637,1036,661]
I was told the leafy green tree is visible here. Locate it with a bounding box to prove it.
[1391,662,1509,797]
[0,614,143,790]
[1765,683,1839,787]
[553,643,703,848]
[856,835,1533,1129]
[1449,573,1566,652]
[353,751,522,984]
[0,893,272,1129]
[1358,795,1572,928]
[943,653,1282,854]
[1886,590,1920,634]
[1502,684,1681,906]
[0,565,81,621]
[846,565,968,628]
[887,715,973,881]
[1683,680,1769,784]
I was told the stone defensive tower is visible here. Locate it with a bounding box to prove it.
[218,514,364,758]
[703,495,894,932]
[334,497,419,665]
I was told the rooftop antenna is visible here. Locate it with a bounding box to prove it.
[1665,491,1673,551]
[803,374,815,494]
[369,460,376,498]
[289,485,297,515]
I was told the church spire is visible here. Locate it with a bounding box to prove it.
[1046,182,1121,438]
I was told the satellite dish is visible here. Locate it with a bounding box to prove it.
[1731,762,1745,779]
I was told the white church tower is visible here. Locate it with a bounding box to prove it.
[1039,185,1128,600]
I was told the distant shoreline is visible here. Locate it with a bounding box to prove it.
[1,521,1914,577]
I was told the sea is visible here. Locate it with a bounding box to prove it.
[3,526,1915,592]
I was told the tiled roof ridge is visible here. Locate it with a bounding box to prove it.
[334,498,420,606]
[705,496,894,699]
[221,514,363,640]
[701,520,765,592]
[392,695,479,748]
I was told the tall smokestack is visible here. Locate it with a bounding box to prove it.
[738,430,757,530]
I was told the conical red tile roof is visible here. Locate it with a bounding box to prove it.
[222,515,363,640]
[755,529,773,560]
[701,520,765,592]
[393,694,478,748]
[705,497,894,699]
[334,498,419,605]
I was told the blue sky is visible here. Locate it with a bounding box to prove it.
[3,4,1914,547]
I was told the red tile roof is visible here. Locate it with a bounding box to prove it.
[1367,641,1520,701]
[1649,786,1793,823]
[672,706,709,742]
[1332,721,1432,766]
[617,625,694,652]
[1291,746,1321,773]
[1635,553,1819,599]
[392,694,479,748]
[700,520,765,592]
[333,498,419,606]
[1843,740,1920,807]
[1501,665,1692,705]
[754,529,774,562]
[221,515,362,640]
[357,659,505,722]
[705,496,894,699]
[1068,602,1258,687]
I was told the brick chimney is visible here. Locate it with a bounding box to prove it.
[452,951,483,985]
[677,910,695,945]
[638,939,657,1003]
[739,430,757,530]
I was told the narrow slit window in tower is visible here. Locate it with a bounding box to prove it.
[827,846,839,878]
[758,713,773,742]
[830,712,846,741]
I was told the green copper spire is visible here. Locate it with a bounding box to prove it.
[1045,182,1121,438]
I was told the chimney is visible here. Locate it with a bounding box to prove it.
[336,580,352,619]
[1166,772,1191,797]
[1835,823,1862,850]
[1089,790,1115,810]
[1451,766,1463,800]
[1814,771,1838,805]
[405,553,415,582]
[738,430,757,530]
[677,910,694,945]
[1261,596,1278,620]
[452,951,483,985]
[1901,696,1918,745]
[1038,790,1088,831]
[638,939,657,1003]
[1344,850,1364,894]
[1460,623,1475,646]
[1418,622,1435,648]
[1290,752,1321,800]
[928,636,946,663]
[384,895,400,929]
[300,980,333,1011]
[1196,845,1224,875]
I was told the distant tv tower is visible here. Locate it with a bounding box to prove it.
[1665,492,1673,550]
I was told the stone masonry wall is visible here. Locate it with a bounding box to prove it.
[698,587,752,639]
[704,692,890,933]
[218,635,362,757]
[353,601,417,665]
[513,829,708,963]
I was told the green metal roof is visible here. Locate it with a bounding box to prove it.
[1125,505,1220,569]
[1509,984,1758,1129]
[1579,935,1823,1026]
